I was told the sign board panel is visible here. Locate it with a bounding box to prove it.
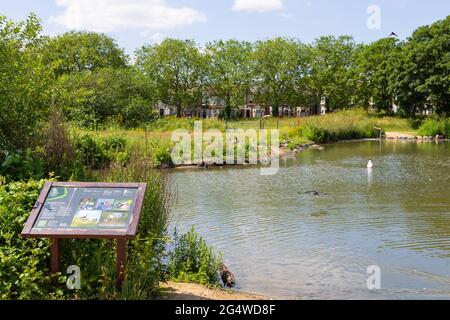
[21,182,147,239]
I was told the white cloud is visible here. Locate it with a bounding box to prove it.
[232,0,283,12]
[49,0,207,32]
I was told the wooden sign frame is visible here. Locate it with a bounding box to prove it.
[21,181,147,285]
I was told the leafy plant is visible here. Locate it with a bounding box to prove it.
[168,227,222,287]
[0,179,64,299]
[417,118,449,137]
[0,149,44,182]
[73,134,109,169]
[148,139,173,168]
[0,165,171,300]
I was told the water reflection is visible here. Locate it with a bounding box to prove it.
[169,141,450,299]
[367,167,373,190]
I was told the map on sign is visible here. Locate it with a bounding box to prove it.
[33,186,138,230]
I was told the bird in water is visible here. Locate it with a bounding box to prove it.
[219,263,235,288]
[367,160,374,168]
[299,191,328,197]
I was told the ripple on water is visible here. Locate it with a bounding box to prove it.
[169,141,450,299]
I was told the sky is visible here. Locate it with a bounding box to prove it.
[1,0,449,54]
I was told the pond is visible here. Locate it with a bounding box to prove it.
[168,140,450,299]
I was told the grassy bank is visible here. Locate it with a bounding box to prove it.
[64,110,423,169]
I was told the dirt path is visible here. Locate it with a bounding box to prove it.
[158,281,272,300]
[384,131,417,139]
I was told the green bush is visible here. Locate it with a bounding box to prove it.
[0,179,63,299]
[73,134,109,169]
[0,167,171,300]
[0,149,44,182]
[417,118,449,137]
[168,227,222,287]
[73,134,130,170]
[148,139,173,168]
[101,136,130,167]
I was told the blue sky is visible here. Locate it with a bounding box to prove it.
[1,0,449,54]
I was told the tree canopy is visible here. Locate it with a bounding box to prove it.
[42,31,129,77]
[1,13,449,152]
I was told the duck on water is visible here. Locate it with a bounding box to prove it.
[298,191,328,197]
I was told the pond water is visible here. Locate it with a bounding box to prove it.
[168,141,450,299]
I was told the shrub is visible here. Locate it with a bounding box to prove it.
[0,165,171,300]
[73,134,131,171]
[0,149,44,182]
[0,179,63,299]
[102,136,130,167]
[417,118,449,137]
[148,138,173,168]
[168,227,222,287]
[73,134,109,169]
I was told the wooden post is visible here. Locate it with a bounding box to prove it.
[50,238,60,274]
[116,239,127,286]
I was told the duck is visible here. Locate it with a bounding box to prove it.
[299,191,328,197]
[219,263,235,288]
[367,160,374,168]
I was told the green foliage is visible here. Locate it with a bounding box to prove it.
[253,38,309,116]
[136,39,205,117]
[72,134,131,170]
[417,118,450,137]
[42,31,128,77]
[0,14,52,148]
[147,116,225,132]
[355,37,399,111]
[73,134,109,169]
[288,110,378,143]
[0,167,171,300]
[205,40,253,119]
[168,227,222,287]
[54,68,155,128]
[390,16,450,115]
[0,179,63,299]
[309,36,359,112]
[0,149,44,182]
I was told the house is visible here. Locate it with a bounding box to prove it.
[155,94,328,119]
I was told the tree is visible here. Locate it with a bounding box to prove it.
[42,31,128,77]
[390,16,450,115]
[309,36,359,112]
[204,40,253,119]
[0,14,52,148]
[54,67,155,128]
[355,37,399,112]
[136,39,205,117]
[253,38,307,116]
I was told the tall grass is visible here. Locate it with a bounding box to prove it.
[146,116,225,132]
[285,110,377,143]
[95,163,172,299]
[284,109,417,144]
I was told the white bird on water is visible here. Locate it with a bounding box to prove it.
[367,160,374,168]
